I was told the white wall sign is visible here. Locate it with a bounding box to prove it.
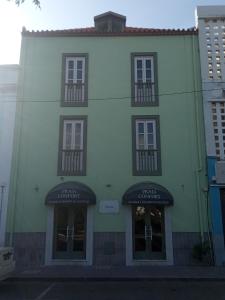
[99,200,119,214]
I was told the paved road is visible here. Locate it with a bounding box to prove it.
[1,281,225,300]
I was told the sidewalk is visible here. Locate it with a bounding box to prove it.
[8,265,225,281]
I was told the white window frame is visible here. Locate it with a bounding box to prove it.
[135,120,157,150]
[63,120,84,151]
[59,117,86,176]
[134,56,154,84]
[133,116,161,175]
[65,57,85,84]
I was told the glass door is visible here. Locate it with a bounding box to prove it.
[132,205,166,260]
[53,205,87,260]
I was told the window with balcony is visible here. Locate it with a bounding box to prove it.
[58,116,87,175]
[132,116,161,175]
[131,53,158,106]
[61,54,88,106]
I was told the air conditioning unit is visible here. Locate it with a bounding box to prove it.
[215,161,225,184]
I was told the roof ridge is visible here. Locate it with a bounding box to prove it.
[22,25,197,33]
[22,26,198,36]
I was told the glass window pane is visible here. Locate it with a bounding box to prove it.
[75,123,82,149]
[68,70,73,80]
[146,70,151,80]
[138,134,144,146]
[151,206,163,252]
[138,122,144,133]
[146,59,151,68]
[77,60,83,69]
[77,70,82,80]
[65,123,72,149]
[68,60,74,69]
[137,70,142,80]
[55,207,68,252]
[147,133,153,145]
[75,123,81,134]
[137,60,142,68]
[72,207,86,252]
[75,135,81,149]
[147,122,153,133]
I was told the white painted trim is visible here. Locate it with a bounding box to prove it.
[164,207,174,265]
[125,206,133,265]
[65,57,85,84]
[125,205,173,266]
[45,206,54,265]
[134,56,154,83]
[136,120,156,150]
[86,205,94,265]
[45,205,94,266]
[63,120,84,150]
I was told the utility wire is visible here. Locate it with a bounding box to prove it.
[0,87,225,103]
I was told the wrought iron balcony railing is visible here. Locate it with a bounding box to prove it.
[134,82,155,105]
[135,149,158,174]
[64,83,85,104]
[60,149,84,175]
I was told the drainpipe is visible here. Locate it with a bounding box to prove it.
[191,33,205,243]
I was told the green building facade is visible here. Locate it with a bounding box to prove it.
[7,12,208,268]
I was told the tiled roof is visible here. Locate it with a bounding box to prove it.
[22,26,197,37]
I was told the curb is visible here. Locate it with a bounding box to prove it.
[6,276,225,282]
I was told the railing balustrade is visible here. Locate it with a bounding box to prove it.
[134,82,155,104]
[64,83,85,103]
[136,149,158,173]
[60,149,83,174]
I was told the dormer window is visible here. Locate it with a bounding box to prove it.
[94,11,126,33]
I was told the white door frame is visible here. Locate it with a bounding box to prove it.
[125,205,174,266]
[45,205,94,266]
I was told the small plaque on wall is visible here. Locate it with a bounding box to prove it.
[99,200,119,214]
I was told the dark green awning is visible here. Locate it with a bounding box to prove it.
[122,182,173,206]
[45,181,96,205]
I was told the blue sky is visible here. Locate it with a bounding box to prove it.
[0,0,225,63]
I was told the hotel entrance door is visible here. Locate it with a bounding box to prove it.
[53,206,87,260]
[132,205,166,260]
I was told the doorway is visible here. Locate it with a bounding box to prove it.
[53,205,87,260]
[132,205,166,260]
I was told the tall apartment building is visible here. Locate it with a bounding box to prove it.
[7,12,207,268]
[0,65,18,246]
[197,6,225,266]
